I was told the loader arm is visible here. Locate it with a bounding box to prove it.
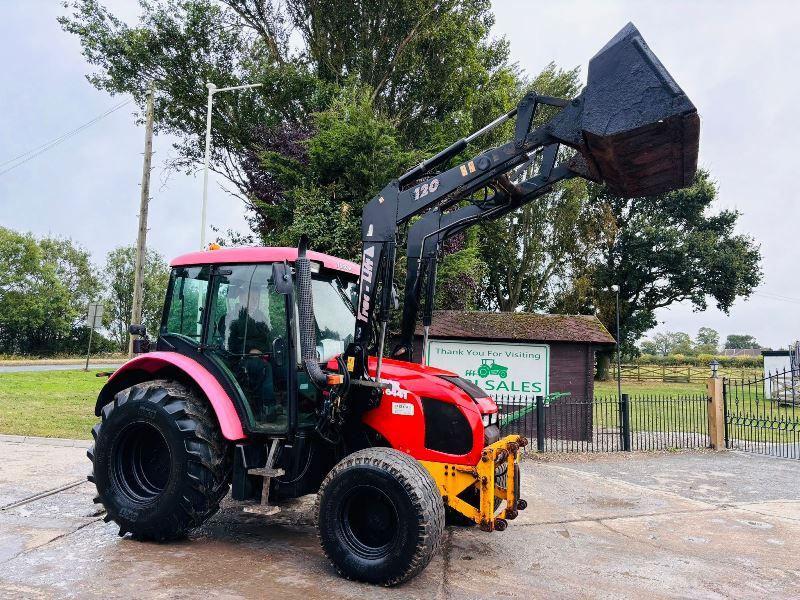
[345,93,569,384]
[392,144,575,362]
[339,22,699,403]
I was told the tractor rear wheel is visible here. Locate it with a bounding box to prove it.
[316,448,445,586]
[89,380,231,541]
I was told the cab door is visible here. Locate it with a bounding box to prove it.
[204,264,293,434]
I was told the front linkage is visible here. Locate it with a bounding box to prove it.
[422,434,528,531]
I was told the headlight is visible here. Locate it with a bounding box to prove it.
[482,415,490,427]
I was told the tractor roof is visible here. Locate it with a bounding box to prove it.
[170,247,360,277]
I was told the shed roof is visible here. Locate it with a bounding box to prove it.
[415,310,616,345]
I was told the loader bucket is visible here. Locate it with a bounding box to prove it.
[576,22,699,197]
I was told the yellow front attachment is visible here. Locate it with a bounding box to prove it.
[421,434,527,531]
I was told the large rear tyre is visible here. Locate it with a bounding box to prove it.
[316,448,445,586]
[89,380,231,541]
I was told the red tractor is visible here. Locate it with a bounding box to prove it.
[88,23,699,585]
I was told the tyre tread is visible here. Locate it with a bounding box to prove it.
[316,447,445,586]
[89,379,232,541]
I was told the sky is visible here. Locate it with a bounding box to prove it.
[1,1,799,349]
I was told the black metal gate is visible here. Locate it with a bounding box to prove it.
[499,394,709,452]
[724,368,800,459]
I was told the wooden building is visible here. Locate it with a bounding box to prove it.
[413,310,616,400]
[413,311,616,442]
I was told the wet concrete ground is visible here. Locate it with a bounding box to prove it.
[1,437,799,599]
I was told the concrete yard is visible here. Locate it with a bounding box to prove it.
[0,437,798,599]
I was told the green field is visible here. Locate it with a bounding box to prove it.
[0,370,104,439]
[594,379,706,397]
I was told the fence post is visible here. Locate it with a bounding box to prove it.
[707,367,725,450]
[619,393,631,451]
[535,395,545,452]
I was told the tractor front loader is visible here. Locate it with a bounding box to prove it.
[88,22,699,586]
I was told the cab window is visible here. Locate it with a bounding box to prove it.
[162,266,211,342]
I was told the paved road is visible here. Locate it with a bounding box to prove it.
[0,363,123,374]
[0,439,798,599]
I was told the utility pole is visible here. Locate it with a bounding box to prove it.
[129,82,155,357]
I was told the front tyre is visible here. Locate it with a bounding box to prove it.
[316,448,445,586]
[89,380,231,541]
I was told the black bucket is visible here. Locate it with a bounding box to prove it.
[555,23,699,197]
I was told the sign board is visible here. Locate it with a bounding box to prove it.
[87,302,104,330]
[426,339,549,405]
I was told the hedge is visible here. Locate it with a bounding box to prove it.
[633,353,763,368]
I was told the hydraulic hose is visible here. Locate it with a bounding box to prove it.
[296,235,328,388]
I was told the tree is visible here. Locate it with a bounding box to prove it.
[59,0,514,239]
[554,170,762,354]
[0,227,102,355]
[640,331,693,356]
[725,334,759,349]
[103,247,169,351]
[61,0,519,311]
[249,86,417,259]
[694,327,720,354]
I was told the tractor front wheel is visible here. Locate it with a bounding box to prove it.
[316,448,445,585]
[89,380,231,541]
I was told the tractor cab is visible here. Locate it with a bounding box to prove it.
[156,247,359,436]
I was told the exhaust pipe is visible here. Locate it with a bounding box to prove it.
[296,235,327,387]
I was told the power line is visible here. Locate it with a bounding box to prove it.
[752,291,800,304]
[0,98,134,177]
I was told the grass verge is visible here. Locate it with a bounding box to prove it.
[0,370,104,439]
[594,379,707,397]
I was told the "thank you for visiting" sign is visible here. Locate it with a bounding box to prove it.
[426,339,549,404]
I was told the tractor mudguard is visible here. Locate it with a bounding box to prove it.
[95,352,246,441]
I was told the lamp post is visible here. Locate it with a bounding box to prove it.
[201,81,262,249]
[611,284,622,400]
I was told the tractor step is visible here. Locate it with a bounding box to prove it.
[242,440,284,517]
[243,503,281,517]
[247,467,285,478]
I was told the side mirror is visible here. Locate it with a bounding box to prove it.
[129,324,150,354]
[129,324,147,337]
[272,261,293,295]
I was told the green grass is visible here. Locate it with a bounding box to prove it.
[594,379,706,397]
[0,370,104,439]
